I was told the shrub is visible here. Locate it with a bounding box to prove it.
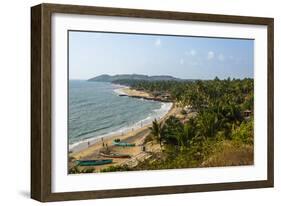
[231,118,253,145]
[100,165,131,172]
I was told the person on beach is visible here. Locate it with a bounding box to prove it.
[101,138,105,148]
[87,141,90,147]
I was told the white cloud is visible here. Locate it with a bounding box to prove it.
[190,49,197,56]
[218,53,225,61]
[180,59,184,65]
[185,49,197,56]
[154,38,161,47]
[207,51,215,60]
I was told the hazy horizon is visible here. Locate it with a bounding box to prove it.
[69,73,254,81]
[69,31,254,80]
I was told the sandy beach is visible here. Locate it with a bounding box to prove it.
[118,87,153,98]
[69,87,181,172]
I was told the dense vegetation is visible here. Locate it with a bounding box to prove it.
[101,77,254,172]
[69,166,95,174]
[113,77,253,111]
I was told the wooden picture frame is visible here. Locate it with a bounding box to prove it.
[31,3,274,202]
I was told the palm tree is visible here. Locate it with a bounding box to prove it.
[196,111,219,139]
[175,123,194,150]
[149,119,163,149]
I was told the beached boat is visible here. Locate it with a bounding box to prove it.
[112,140,135,147]
[100,152,131,158]
[76,159,113,166]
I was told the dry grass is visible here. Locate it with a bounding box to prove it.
[201,141,253,167]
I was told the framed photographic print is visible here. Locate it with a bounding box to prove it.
[31,3,274,202]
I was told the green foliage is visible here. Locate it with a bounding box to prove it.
[196,111,219,138]
[161,116,184,146]
[100,165,131,172]
[114,77,253,112]
[231,118,254,145]
[149,119,163,148]
[69,166,95,174]
[106,77,254,171]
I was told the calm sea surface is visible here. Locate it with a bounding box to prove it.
[69,80,171,149]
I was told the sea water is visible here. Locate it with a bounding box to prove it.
[69,80,172,152]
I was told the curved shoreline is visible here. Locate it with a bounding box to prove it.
[69,101,177,172]
[69,86,172,153]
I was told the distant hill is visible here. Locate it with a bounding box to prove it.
[88,74,183,82]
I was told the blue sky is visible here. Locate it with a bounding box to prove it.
[69,31,254,80]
